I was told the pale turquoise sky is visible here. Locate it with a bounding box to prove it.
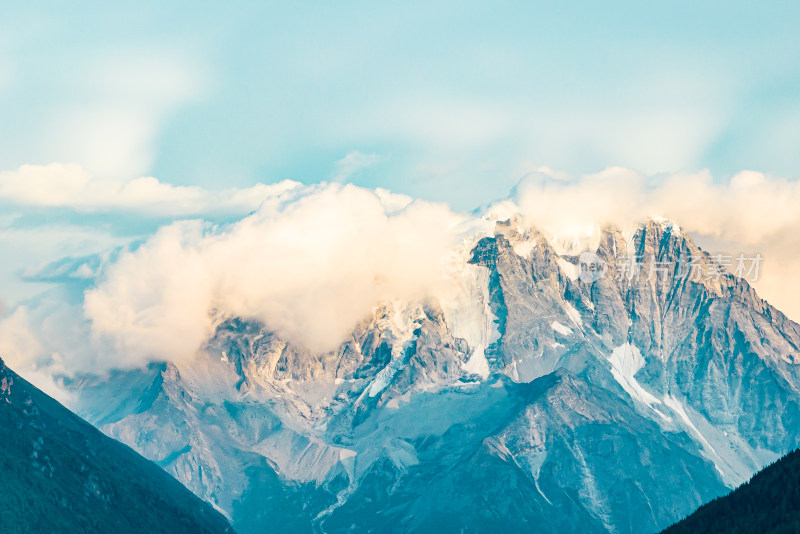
[1,1,799,209]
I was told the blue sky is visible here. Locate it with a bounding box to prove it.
[2,1,799,209]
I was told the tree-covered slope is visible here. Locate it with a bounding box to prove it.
[662,448,800,534]
[0,357,234,534]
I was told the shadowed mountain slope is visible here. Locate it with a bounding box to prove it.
[0,357,234,534]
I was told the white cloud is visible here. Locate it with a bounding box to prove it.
[511,168,800,322]
[0,307,42,368]
[42,50,205,179]
[0,305,74,403]
[0,163,302,216]
[1,167,799,379]
[332,151,383,182]
[83,183,476,361]
[512,167,800,248]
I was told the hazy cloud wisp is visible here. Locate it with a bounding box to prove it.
[0,163,302,216]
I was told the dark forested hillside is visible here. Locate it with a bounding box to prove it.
[0,357,233,534]
[662,449,800,534]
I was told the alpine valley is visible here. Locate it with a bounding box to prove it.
[66,218,800,533]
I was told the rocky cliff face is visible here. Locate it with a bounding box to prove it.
[70,219,800,533]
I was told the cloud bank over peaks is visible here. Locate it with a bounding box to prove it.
[512,166,800,246]
[1,165,799,384]
[83,183,481,360]
[509,167,800,320]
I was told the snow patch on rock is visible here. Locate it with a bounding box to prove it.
[551,321,573,336]
[512,239,538,258]
[440,254,499,380]
[564,303,583,327]
[557,258,580,281]
[607,344,660,407]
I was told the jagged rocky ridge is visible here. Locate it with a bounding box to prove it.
[70,219,800,533]
[0,357,233,534]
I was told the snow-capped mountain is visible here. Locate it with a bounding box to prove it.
[69,219,800,533]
